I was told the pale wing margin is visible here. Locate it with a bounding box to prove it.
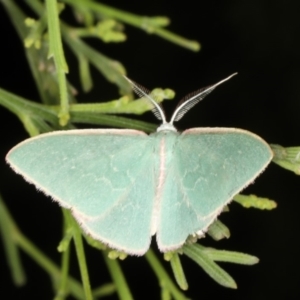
[6,129,156,255]
[157,128,273,251]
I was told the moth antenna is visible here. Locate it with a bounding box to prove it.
[170,73,237,125]
[123,76,167,124]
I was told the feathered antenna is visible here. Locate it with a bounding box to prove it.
[123,76,167,124]
[169,73,237,125]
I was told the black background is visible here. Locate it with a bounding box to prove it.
[1,1,300,299]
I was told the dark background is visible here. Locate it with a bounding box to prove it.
[1,0,300,299]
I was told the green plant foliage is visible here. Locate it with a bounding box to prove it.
[0,0,298,299]
[271,144,300,175]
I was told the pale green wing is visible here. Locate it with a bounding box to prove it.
[6,129,155,255]
[157,128,273,251]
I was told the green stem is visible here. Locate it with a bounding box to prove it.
[0,197,86,299]
[46,0,70,125]
[66,212,93,300]
[63,0,200,51]
[54,245,71,300]
[145,249,188,300]
[0,87,58,124]
[54,210,72,300]
[92,283,116,297]
[0,195,26,286]
[103,254,134,300]
[70,112,156,132]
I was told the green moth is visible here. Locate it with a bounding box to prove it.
[6,74,273,255]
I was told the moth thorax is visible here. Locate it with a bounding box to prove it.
[156,123,177,132]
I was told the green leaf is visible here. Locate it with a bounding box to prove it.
[108,250,128,260]
[234,194,277,210]
[24,17,46,49]
[145,249,188,300]
[57,220,73,253]
[208,219,230,241]
[168,252,188,290]
[271,144,300,175]
[183,244,237,289]
[201,247,259,265]
[78,53,93,92]
[75,19,127,43]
